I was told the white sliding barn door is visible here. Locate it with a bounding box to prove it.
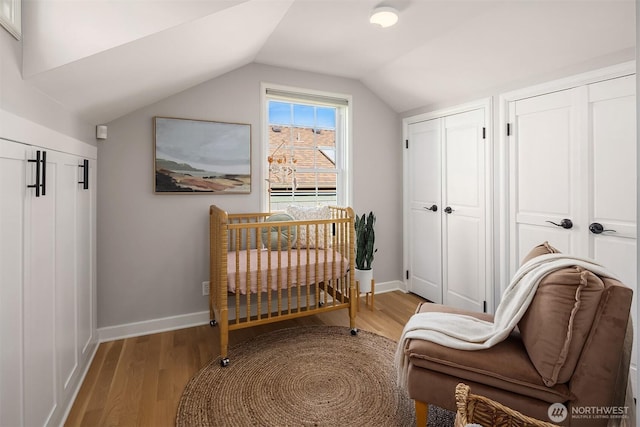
[407,119,442,304]
[442,109,486,312]
[406,106,489,312]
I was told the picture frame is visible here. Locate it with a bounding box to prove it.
[153,116,251,194]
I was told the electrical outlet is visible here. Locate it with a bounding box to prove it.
[202,281,210,296]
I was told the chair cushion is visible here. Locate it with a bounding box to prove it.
[518,244,605,387]
[519,267,604,387]
[406,303,571,404]
[521,241,560,265]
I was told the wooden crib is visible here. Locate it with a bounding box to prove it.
[209,205,357,366]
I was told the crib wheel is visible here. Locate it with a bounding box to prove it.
[210,319,217,327]
[220,357,230,367]
[350,328,358,336]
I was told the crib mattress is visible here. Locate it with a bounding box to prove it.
[227,248,350,294]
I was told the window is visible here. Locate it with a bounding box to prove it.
[0,0,21,40]
[263,85,350,211]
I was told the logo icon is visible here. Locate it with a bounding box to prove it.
[548,403,568,422]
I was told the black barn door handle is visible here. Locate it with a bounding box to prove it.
[78,159,89,190]
[27,150,43,197]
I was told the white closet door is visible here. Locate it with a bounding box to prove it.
[587,75,637,376]
[442,109,486,312]
[77,159,95,358]
[24,149,57,427]
[509,89,583,271]
[507,72,637,394]
[510,75,636,279]
[0,139,26,427]
[587,75,636,275]
[407,119,442,303]
[57,154,79,397]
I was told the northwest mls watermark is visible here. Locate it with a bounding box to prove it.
[548,403,630,423]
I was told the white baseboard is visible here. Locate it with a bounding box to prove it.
[371,279,406,294]
[97,280,405,342]
[60,341,100,426]
[98,311,210,342]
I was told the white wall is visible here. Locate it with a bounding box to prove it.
[97,63,401,329]
[0,29,94,143]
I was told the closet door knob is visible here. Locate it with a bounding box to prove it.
[444,206,454,214]
[424,205,438,212]
[546,219,573,229]
[589,222,616,234]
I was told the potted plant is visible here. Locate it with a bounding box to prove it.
[355,211,377,293]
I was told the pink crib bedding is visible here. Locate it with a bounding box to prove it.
[227,248,350,294]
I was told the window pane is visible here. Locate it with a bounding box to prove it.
[316,107,336,129]
[293,104,315,128]
[298,172,335,191]
[268,101,291,126]
[266,95,344,209]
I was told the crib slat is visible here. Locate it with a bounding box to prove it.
[294,223,303,312]
[342,219,347,302]
[332,223,336,305]
[276,228,282,316]
[256,220,262,321]
[234,229,241,324]
[267,242,272,319]
[311,224,320,308]
[245,221,251,322]
[285,225,292,315]
[295,225,302,313]
[323,223,330,306]
[337,214,343,302]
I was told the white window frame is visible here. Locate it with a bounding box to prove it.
[0,0,21,40]
[260,82,352,212]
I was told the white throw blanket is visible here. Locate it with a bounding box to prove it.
[395,253,616,388]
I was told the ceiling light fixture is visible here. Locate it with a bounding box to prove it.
[369,6,399,28]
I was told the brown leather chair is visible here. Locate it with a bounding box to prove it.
[400,244,634,426]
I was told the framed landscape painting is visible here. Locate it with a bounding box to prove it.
[154,117,251,194]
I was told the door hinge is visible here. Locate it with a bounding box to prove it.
[482,127,486,139]
[405,139,409,149]
[406,270,409,280]
[506,123,512,136]
[483,301,487,313]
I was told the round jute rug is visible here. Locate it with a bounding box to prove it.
[176,326,415,426]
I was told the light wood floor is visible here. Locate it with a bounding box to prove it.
[65,290,425,426]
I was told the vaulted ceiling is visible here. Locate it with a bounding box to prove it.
[21,0,635,125]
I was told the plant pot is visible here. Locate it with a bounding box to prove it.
[355,268,373,293]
